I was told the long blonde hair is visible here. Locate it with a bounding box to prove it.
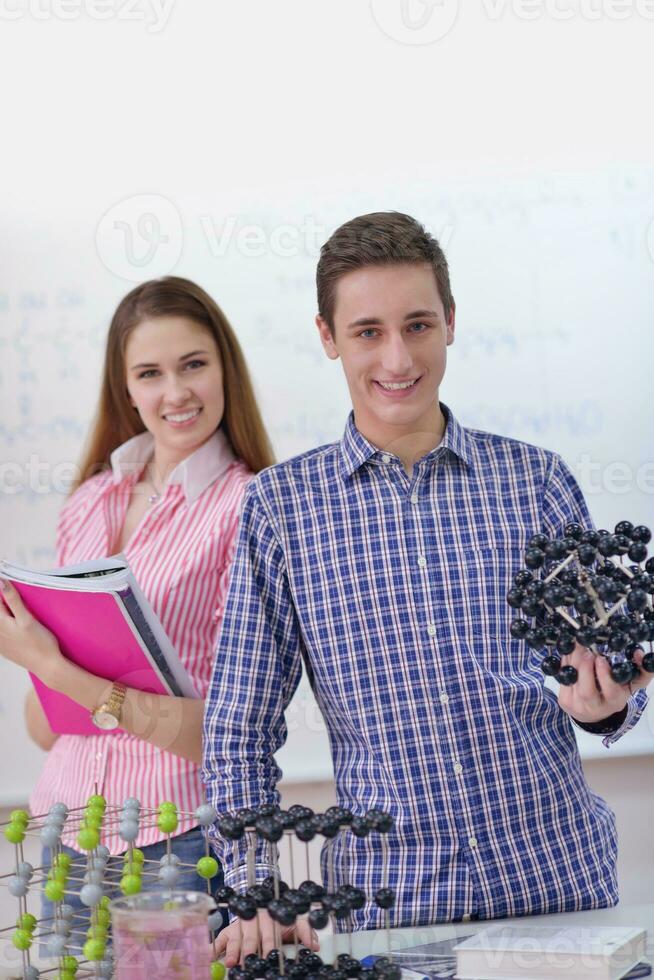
[72,277,274,491]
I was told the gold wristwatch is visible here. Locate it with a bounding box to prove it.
[91,682,127,731]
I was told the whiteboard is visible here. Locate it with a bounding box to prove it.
[1,170,653,804]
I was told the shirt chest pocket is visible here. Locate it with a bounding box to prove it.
[437,545,539,676]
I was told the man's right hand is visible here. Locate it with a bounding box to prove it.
[215,910,320,967]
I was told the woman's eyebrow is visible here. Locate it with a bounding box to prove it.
[130,350,210,371]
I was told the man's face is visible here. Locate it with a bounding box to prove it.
[316,262,455,446]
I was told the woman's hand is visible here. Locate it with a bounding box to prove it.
[557,641,651,724]
[0,579,65,686]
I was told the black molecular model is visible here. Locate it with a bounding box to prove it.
[507,521,654,686]
[215,803,398,980]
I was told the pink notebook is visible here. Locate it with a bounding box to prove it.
[2,557,198,736]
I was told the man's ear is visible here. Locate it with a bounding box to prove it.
[446,302,456,346]
[315,314,340,361]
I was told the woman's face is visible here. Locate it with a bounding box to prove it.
[125,316,224,464]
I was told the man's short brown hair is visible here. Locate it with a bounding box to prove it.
[316,211,454,335]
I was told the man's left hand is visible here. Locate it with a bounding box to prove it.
[557,641,651,724]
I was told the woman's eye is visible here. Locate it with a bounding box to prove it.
[138,369,158,379]
[184,359,206,370]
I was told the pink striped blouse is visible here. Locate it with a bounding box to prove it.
[29,429,252,854]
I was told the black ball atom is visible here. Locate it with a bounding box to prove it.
[541,655,561,677]
[556,666,578,686]
[308,908,329,929]
[374,887,396,909]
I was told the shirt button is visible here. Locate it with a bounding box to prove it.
[439,692,449,705]
[410,493,419,504]
[453,762,463,775]
[469,837,478,848]
[427,624,436,637]
[417,555,427,568]
[382,453,391,464]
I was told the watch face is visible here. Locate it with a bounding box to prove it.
[92,710,120,731]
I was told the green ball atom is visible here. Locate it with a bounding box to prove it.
[54,853,72,869]
[4,823,26,844]
[128,847,145,864]
[99,895,110,910]
[44,879,66,902]
[57,970,76,980]
[52,866,69,883]
[10,809,29,826]
[62,956,79,973]
[158,801,177,813]
[85,806,105,825]
[77,827,100,851]
[210,961,226,980]
[17,913,37,932]
[83,938,106,962]
[12,929,32,950]
[196,856,219,879]
[96,908,111,929]
[120,873,142,896]
[87,794,106,809]
[87,924,108,940]
[157,813,178,834]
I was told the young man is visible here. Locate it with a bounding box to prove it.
[203,212,650,963]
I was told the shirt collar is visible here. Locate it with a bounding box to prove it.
[338,403,473,480]
[110,428,236,505]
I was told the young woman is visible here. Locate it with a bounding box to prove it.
[0,276,274,900]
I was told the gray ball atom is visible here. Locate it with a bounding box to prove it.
[194,804,217,827]
[59,903,76,920]
[52,919,72,937]
[50,802,69,816]
[80,883,104,907]
[23,967,40,980]
[16,861,34,880]
[84,869,104,885]
[40,824,61,848]
[119,820,139,842]
[8,876,28,897]
[96,844,111,859]
[157,864,180,887]
[159,852,181,866]
[47,935,68,957]
[208,910,224,931]
[97,960,113,978]
[44,813,65,827]
[122,797,140,808]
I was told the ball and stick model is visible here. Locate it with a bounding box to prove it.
[507,521,654,686]
[1,798,399,980]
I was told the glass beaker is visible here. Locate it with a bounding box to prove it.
[110,890,215,980]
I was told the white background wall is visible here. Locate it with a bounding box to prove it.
[0,0,653,892]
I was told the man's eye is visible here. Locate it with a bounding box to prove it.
[409,321,429,333]
[359,329,377,339]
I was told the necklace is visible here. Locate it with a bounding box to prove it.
[146,463,163,506]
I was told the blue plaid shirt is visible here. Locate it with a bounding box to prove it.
[203,406,647,928]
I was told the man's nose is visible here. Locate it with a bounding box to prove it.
[381,335,413,376]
